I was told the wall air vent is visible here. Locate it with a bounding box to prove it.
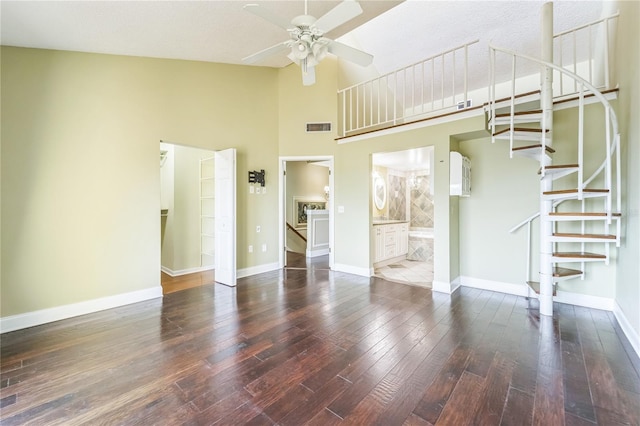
[306,122,332,133]
[456,99,472,110]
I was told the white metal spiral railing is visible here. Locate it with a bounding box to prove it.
[493,41,621,291]
[489,45,620,217]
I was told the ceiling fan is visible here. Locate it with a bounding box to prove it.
[242,0,374,86]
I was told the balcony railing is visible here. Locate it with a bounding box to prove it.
[553,13,619,97]
[337,40,479,137]
[336,13,618,138]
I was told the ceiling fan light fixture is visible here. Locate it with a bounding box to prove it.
[242,0,372,86]
[287,41,309,63]
[311,42,328,62]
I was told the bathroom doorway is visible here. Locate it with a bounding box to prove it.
[371,146,434,287]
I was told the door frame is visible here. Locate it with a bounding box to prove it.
[214,148,237,287]
[278,155,334,269]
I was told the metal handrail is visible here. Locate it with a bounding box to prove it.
[489,44,620,218]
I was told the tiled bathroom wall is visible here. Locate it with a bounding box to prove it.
[410,174,434,228]
[387,174,406,221]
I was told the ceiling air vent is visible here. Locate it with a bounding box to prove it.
[306,122,332,133]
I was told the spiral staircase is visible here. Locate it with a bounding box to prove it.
[487,40,621,316]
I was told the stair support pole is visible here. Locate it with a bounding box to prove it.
[539,1,555,317]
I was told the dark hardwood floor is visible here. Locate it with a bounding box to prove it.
[162,270,215,295]
[1,269,639,425]
[286,251,330,270]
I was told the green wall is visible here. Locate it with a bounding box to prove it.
[1,47,279,316]
[613,0,640,339]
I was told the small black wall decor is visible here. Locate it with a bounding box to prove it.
[248,169,265,186]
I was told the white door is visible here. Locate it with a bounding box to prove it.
[215,148,236,287]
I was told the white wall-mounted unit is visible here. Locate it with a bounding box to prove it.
[450,151,471,197]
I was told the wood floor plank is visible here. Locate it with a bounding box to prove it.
[275,376,351,425]
[1,270,638,425]
[412,344,472,424]
[532,363,565,425]
[403,412,435,426]
[306,408,344,426]
[560,313,596,423]
[372,335,454,425]
[436,371,485,425]
[473,352,517,424]
[500,387,535,426]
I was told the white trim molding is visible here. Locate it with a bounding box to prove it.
[161,265,214,277]
[460,276,530,297]
[333,263,370,278]
[0,286,163,334]
[237,262,280,279]
[554,290,614,311]
[306,248,330,258]
[460,276,615,311]
[613,301,640,359]
[432,277,461,294]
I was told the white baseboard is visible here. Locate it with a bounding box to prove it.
[161,265,214,277]
[459,276,615,311]
[332,263,370,277]
[460,276,530,297]
[432,277,461,294]
[0,286,163,334]
[613,302,640,359]
[237,262,280,279]
[306,248,330,258]
[555,290,614,311]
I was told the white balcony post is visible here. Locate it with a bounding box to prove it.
[539,1,554,317]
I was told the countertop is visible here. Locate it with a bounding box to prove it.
[373,220,409,225]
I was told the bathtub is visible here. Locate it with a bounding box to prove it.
[408,228,434,262]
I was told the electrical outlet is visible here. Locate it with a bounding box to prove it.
[262,187,266,194]
[256,226,261,233]
[261,244,267,252]
[248,245,253,253]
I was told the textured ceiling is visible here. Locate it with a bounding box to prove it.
[1,0,607,74]
[0,1,401,68]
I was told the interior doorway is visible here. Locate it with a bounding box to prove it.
[371,146,434,287]
[279,156,334,271]
[159,141,218,293]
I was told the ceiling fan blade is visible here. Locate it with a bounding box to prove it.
[302,65,316,86]
[243,4,292,30]
[314,0,363,33]
[242,41,290,64]
[327,40,373,67]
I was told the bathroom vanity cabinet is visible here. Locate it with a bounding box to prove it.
[373,221,409,265]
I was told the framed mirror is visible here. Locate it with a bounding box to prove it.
[373,174,386,210]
